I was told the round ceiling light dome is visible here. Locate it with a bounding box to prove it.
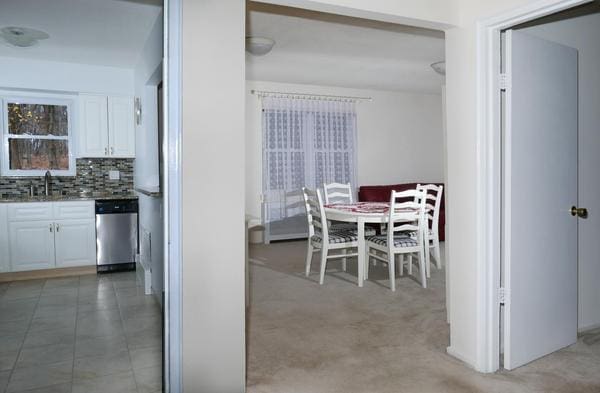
[430,61,446,76]
[0,26,49,48]
[246,37,275,56]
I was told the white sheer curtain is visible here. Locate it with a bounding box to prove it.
[262,96,357,241]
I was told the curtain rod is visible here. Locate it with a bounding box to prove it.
[251,89,373,102]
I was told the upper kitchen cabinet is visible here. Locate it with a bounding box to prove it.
[78,94,135,158]
[108,96,135,158]
[79,94,109,157]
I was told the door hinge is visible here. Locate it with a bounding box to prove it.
[499,73,510,90]
[498,287,509,305]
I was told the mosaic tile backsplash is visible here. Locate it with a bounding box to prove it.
[0,158,134,198]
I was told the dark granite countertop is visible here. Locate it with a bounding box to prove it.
[0,193,138,203]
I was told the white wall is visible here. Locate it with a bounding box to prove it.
[245,80,444,219]
[523,13,600,331]
[0,57,133,95]
[182,0,246,391]
[133,12,164,305]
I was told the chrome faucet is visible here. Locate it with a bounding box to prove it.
[44,171,52,196]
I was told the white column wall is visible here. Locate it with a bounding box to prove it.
[181,0,246,391]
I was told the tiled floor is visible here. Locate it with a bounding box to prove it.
[0,272,162,393]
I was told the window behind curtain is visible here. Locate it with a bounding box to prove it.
[262,96,357,241]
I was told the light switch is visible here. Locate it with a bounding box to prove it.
[109,170,120,180]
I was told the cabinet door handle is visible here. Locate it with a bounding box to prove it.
[110,147,114,155]
[56,223,60,232]
[49,224,53,232]
[105,147,108,156]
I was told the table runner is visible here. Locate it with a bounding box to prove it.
[324,202,390,214]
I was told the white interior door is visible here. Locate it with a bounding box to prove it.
[503,30,578,370]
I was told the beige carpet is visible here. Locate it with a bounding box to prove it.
[246,240,600,393]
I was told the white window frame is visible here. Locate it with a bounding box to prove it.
[1,93,77,177]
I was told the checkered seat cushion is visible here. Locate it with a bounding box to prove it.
[408,229,434,238]
[311,230,358,244]
[366,234,418,248]
[330,222,358,231]
[330,222,376,236]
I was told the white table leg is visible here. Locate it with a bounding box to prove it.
[357,217,365,287]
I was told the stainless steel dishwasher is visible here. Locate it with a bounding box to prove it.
[95,199,138,272]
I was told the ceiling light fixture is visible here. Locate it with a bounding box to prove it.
[246,37,275,56]
[0,26,49,48]
[430,61,446,76]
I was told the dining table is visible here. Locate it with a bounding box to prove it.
[323,202,420,287]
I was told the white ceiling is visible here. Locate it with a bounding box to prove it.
[246,4,445,93]
[0,0,162,68]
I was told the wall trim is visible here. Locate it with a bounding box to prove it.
[579,322,600,334]
[164,0,182,391]
[475,0,592,373]
[0,265,96,283]
[446,346,476,369]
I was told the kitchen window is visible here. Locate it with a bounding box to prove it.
[1,94,76,177]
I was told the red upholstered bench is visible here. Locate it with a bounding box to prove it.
[358,183,445,241]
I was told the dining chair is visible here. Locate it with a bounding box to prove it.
[323,182,353,204]
[365,189,428,290]
[322,182,376,236]
[322,182,359,232]
[413,184,444,275]
[302,187,359,285]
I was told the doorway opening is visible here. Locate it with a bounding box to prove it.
[244,2,451,391]
[0,1,168,391]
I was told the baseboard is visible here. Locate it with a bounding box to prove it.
[0,265,96,282]
[446,346,476,369]
[579,322,600,333]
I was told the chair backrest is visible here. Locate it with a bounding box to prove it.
[414,184,444,234]
[302,187,328,240]
[323,182,353,204]
[388,189,427,246]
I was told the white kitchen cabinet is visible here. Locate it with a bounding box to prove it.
[4,201,96,272]
[108,96,136,157]
[0,205,9,273]
[9,220,55,271]
[78,94,135,158]
[54,219,96,267]
[79,94,109,158]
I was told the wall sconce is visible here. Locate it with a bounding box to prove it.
[134,97,142,125]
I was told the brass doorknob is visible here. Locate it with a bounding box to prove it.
[571,206,588,218]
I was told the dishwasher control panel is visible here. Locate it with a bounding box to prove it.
[95,199,138,214]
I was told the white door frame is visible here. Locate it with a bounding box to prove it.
[476,0,591,373]
[164,0,182,391]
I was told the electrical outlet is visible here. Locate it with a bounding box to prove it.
[109,170,120,180]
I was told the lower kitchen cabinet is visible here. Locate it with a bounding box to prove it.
[8,220,56,271]
[4,201,96,272]
[54,219,96,267]
[0,205,8,273]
